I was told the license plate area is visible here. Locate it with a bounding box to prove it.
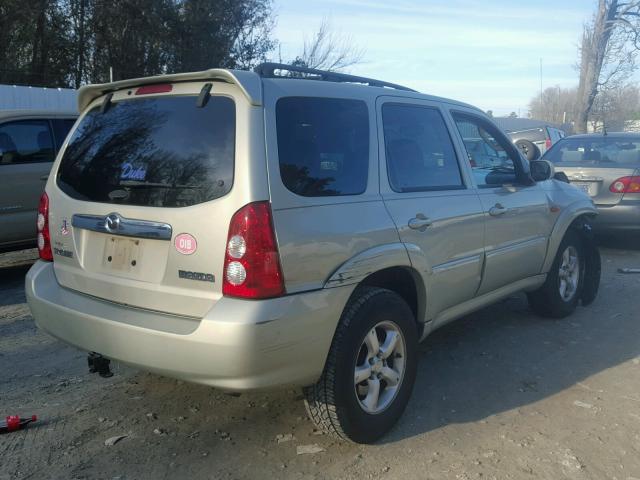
[572,182,596,196]
[104,236,141,272]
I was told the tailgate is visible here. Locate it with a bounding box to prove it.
[47,80,265,318]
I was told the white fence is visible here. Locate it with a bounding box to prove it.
[0,84,77,112]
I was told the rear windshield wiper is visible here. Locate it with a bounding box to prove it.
[196,83,212,108]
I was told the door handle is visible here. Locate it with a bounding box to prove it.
[489,203,507,216]
[408,213,432,231]
[40,175,49,181]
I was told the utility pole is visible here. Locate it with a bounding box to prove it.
[539,58,543,101]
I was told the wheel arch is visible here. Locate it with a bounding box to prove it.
[324,243,427,334]
[542,203,597,273]
[357,266,426,330]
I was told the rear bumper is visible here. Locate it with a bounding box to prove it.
[26,261,354,390]
[593,201,640,231]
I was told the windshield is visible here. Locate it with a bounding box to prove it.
[543,136,640,167]
[57,95,235,207]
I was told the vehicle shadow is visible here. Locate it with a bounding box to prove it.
[383,284,639,443]
[596,232,640,251]
[0,263,33,307]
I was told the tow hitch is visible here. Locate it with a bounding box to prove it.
[88,352,113,378]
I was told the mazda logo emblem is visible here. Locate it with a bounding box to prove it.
[105,213,121,232]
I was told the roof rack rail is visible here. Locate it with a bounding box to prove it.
[253,62,417,92]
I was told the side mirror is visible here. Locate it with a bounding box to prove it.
[529,159,555,182]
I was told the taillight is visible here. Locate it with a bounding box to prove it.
[223,201,285,299]
[609,176,640,193]
[545,138,552,150]
[37,192,53,261]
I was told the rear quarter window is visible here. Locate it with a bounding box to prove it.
[57,95,235,207]
[276,97,369,197]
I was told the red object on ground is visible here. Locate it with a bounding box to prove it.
[0,415,37,433]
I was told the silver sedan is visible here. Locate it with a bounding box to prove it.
[542,133,640,232]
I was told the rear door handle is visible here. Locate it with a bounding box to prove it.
[489,203,507,216]
[408,213,432,231]
[40,175,49,181]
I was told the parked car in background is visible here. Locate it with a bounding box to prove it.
[542,133,640,232]
[26,64,600,444]
[0,110,77,252]
[507,125,566,160]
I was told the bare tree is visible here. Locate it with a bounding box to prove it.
[529,86,578,125]
[590,84,640,131]
[575,0,640,133]
[288,19,364,72]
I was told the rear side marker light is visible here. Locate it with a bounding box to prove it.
[223,202,285,299]
[609,176,640,193]
[545,138,552,150]
[37,192,53,261]
[135,84,173,95]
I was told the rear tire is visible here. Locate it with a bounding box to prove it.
[515,139,540,161]
[528,230,584,318]
[304,287,418,444]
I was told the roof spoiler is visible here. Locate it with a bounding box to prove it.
[77,69,262,112]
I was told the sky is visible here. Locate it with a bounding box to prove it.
[272,0,607,117]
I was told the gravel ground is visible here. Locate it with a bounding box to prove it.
[1,239,639,480]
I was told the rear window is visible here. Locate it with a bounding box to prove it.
[276,97,369,197]
[0,120,55,164]
[543,137,640,166]
[57,95,235,207]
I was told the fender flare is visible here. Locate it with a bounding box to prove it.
[542,200,597,273]
[324,243,413,288]
[324,242,429,325]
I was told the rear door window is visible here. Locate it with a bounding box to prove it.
[382,104,464,192]
[276,97,369,197]
[57,95,235,207]
[0,120,55,164]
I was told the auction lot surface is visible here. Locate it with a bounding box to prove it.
[1,240,640,480]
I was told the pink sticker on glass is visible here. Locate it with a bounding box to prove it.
[175,233,197,255]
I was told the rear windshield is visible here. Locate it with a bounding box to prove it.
[543,137,640,166]
[276,97,369,197]
[57,95,235,207]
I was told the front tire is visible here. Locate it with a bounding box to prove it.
[528,230,583,318]
[304,287,418,444]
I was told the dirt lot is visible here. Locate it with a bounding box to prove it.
[1,239,640,480]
